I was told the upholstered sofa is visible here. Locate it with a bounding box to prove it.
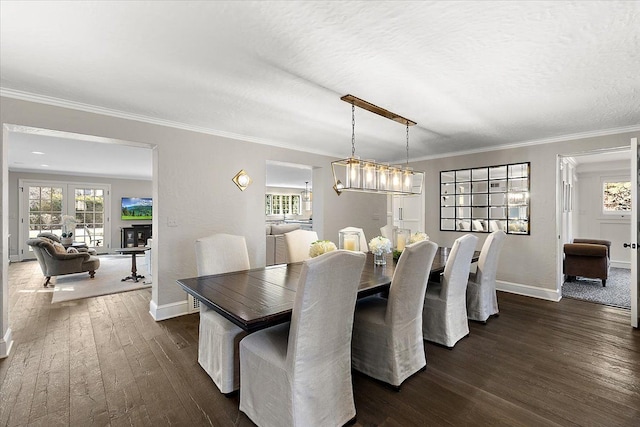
[563,238,611,286]
[27,234,100,287]
[266,223,301,266]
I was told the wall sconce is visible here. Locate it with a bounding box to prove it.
[333,180,344,196]
[232,169,252,191]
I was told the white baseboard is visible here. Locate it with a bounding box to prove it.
[0,328,13,359]
[149,299,190,321]
[497,280,561,302]
[611,261,630,269]
[9,255,21,263]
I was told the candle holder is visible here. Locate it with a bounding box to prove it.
[339,230,360,252]
[393,228,411,252]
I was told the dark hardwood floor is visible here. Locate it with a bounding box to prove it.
[2,260,639,426]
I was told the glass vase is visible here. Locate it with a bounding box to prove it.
[374,253,386,266]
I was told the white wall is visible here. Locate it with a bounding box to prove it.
[0,96,386,344]
[574,159,630,267]
[8,171,151,258]
[413,132,638,300]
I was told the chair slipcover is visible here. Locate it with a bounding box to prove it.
[466,230,506,322]
[351,240,438,387]
[380,224,396,240]
[239,250,366,427]
[423,234,478,347]
[283,229,319,263]
[472,219,484,231]
[339,226,369,252]
[195,233,250,394]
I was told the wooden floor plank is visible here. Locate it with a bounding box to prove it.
[1,260,639,426]
[68,300,111,426]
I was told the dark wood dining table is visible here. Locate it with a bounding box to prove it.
[177,247,480,333]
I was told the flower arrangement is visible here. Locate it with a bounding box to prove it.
[409,231,429,244]
[368,236,392,256]
[60,215,77,238]
[309,240,337,258]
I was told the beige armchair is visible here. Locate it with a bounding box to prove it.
[27,236,100,287]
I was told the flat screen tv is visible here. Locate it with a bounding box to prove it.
[121,197,152,220]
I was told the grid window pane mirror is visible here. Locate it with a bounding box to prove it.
[440,162,530,235]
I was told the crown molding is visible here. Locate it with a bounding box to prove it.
[0,88,338,158]
[409,124,640,163]
[3,87,639,163]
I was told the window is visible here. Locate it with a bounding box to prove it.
[19,179,111,259]
[74,187,106,246]
[28,185,64,239]
[265,194,301,215]
[602,179,631,214]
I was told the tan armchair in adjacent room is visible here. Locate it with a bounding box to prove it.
[563,238,611,287]
[27,235,100,287]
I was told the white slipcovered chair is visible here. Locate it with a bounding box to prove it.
[339,226,369,252]
[472,219,484,232]
[195,233,250,394]
[283,229,319,263]
[422,234,478,348]
[380,224,396,240]
[466,230,506,322]
[239,250,366,427]
[351,240,438,388]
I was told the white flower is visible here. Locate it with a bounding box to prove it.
[368,236,392,255]
[61,215,76,227]
[309,240,337,258]
[409,232,429,244]
[60,215,77,236]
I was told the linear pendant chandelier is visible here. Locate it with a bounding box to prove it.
[332,94,424,195]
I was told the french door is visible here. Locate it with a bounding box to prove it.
[19,180,110,259]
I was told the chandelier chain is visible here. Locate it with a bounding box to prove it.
[351,103,356,157]
[406,122,410,165]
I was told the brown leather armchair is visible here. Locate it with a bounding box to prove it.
[563,238,611,287]
[27,235,100,287]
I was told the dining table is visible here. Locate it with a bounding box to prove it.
[177,247,480,333]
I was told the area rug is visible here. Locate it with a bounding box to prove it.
[562,267,631,309]
[51,254,151,303]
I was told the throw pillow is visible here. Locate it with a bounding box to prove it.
[66,247,79,253]
[39,237,55,246]
[52,242,67,254]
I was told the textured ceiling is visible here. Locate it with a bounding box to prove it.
[1,1,639,172]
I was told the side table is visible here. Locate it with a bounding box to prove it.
[115,247,150,282]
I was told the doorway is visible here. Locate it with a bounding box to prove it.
[265,161,314,266]
[2,123,155,358]
[557,148,632,309]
